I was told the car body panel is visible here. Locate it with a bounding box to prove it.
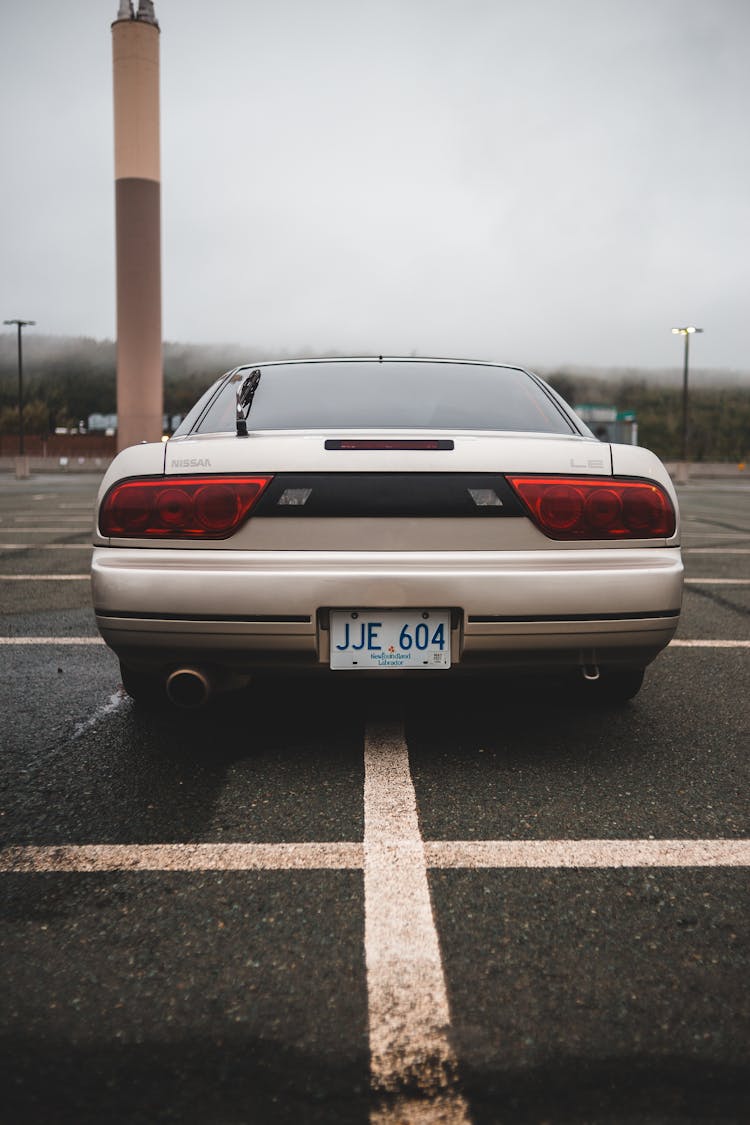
[91,359,683,692]
[92,543,682,672]
[162,431,611,477]
[94,432,680,551]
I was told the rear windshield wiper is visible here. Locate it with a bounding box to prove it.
[236,369,262,436]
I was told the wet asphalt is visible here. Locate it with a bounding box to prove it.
[1,472,749,1124]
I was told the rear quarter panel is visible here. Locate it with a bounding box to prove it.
[610,443,680,544]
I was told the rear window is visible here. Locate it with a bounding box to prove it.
[190,360,578,436]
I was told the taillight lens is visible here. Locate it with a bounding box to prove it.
[99,475,272,538]
[507,476,676,540]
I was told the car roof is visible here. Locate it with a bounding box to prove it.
[229,356,530,375]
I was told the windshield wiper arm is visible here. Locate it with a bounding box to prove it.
[236,369,262,437]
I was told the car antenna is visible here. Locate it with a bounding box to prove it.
[236,368,262,437]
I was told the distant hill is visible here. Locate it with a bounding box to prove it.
[1,334,748,461]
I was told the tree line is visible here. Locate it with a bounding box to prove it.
[547,372,749,463]
[0,336,747,462]
[0,337,237,436]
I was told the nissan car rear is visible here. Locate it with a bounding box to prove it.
[91,358,683,706]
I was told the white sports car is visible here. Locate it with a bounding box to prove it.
[91,358,683,706]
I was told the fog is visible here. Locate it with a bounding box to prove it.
[1,334,746,393]
[1,0,748,372]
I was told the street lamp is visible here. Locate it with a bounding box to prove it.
[671,325,703,464]
[3,318,36,456]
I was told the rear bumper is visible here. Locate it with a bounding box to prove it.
[92,546,683,672]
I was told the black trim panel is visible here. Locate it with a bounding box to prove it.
[467,610,681,623]
[95,611,311,623]
[254,473,525,518]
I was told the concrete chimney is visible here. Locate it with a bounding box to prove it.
[136,1,159,26]
[111,1,163,451]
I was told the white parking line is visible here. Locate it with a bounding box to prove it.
[683,548,750,554]
[1,574,744,585]
[3,837,750,875]
[684,579,750,585]
[1,637,747,649]
[364,722,471,1125]
[669,640,750,648]
[3,821,750,1125]
[0,843,364,872]
[0,528,90,534]
[424,839,750,868]
[0,575,88,581]
[0,637,104,645]
[0,544,91,550]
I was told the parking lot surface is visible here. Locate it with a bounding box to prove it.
[1,473,749,1123]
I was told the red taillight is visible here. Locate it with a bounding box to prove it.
[507,476,676,540]
[99,475,273,538]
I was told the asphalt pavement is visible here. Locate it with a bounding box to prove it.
[1,472,749,1124]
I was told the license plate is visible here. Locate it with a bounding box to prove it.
[329,610,451,669]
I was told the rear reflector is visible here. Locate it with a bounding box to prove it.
[506,476,676,540]
[99,475,273,538]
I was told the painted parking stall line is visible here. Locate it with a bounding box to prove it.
[669,640,750,648]
[0,842,364,872]
[364,721,471,1124]
[684,578,750,585]
[424,839,750,869]
[4,839,749,874]
[3,740,750,1125]
[682,533,750,540]
[1,637,748,649]
[1,576,748,585]
[0,575,89,581]
[0,637,104,645]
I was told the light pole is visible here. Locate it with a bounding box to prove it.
[671,325,703,464]
[3,318,36,456]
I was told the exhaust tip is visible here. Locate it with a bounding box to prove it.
[165,667,212,708]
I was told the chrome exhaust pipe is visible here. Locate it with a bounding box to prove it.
[581,664,600,682]
[165,667,213,708]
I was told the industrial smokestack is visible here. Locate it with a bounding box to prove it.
[136,1,158,25]
[111,0,162,451]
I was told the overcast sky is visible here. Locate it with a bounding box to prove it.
[1,0,748,371]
